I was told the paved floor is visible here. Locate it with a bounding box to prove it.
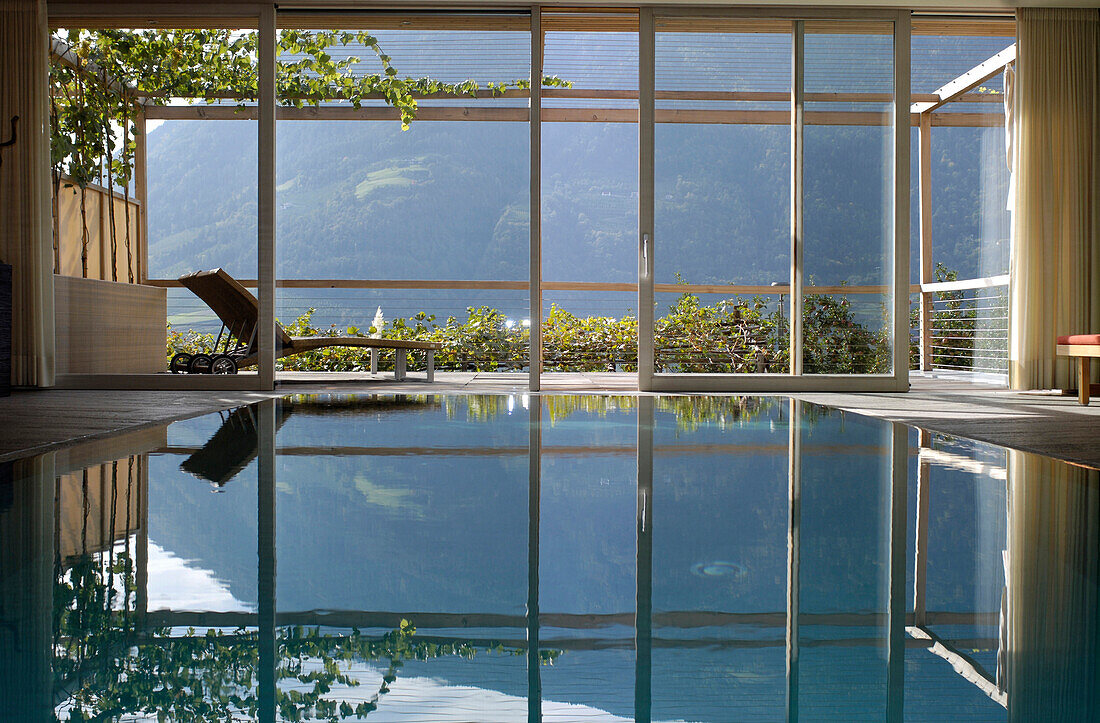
[2,372,1097,466]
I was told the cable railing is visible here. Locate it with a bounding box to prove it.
[913,275,1009,377]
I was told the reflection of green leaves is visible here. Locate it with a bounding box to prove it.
[56,533,562,721]
[57,561,556,721]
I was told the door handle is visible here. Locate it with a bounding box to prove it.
[641,233,650,277]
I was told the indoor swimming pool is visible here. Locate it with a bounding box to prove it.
[2,393,1096,721]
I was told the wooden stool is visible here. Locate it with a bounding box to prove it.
[1056,334,1100,405]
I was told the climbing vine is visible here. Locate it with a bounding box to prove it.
[49,28,569,278]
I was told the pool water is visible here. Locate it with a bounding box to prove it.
[2,393,1097,721]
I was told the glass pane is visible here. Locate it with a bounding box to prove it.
[655,18,792,374]
[275,24,531,374]
[802,21,895,374]
[542,18,639,373]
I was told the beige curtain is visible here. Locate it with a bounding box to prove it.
[1010,8,1100,391]
[0,0,54,387]
[1005,449,1100,719]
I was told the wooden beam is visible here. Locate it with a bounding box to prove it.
[278,11,530,32]
[918,112,933,371]
[49,37,147,104]
[911,17,1015,38]
[141,87,999,105]
[47,3,261,29]
[921,273,1010,293]
[142,104,1003,127]
[910,44,1016,114]
[145,277,902,295]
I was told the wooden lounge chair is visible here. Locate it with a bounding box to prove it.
[1056,333,1100,405]
[174,268,441,380]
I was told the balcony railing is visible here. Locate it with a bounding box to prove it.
[913,275,1009,377]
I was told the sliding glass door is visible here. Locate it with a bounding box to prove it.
[638,9,910,392]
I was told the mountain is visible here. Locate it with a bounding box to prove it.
[146,112,1009,293]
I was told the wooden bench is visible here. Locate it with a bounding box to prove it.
[1056,334,1100,405]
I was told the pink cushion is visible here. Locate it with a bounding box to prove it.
[1057,334,1100,345]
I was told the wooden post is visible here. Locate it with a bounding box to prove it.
[99,184,108,280]
[918,111,934,371]
[790,21,804,376]
[134,108,149,284]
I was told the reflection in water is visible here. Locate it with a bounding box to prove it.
[690,561,748,579]
[1006,451,1100,719]
[0,394,1096,720]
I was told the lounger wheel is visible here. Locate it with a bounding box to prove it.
[189,353,214,374]
[170,353,193,374]
[211,354,238,375]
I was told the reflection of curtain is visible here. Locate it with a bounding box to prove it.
[1009,8,1100,391]
[1006,450,1100,720]
[0,0,54,387]
[0,454,56,721]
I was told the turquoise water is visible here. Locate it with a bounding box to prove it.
[3,394,1096,721]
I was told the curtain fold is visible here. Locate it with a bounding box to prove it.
[1010,8,1100,391]
[0,0,54,387]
